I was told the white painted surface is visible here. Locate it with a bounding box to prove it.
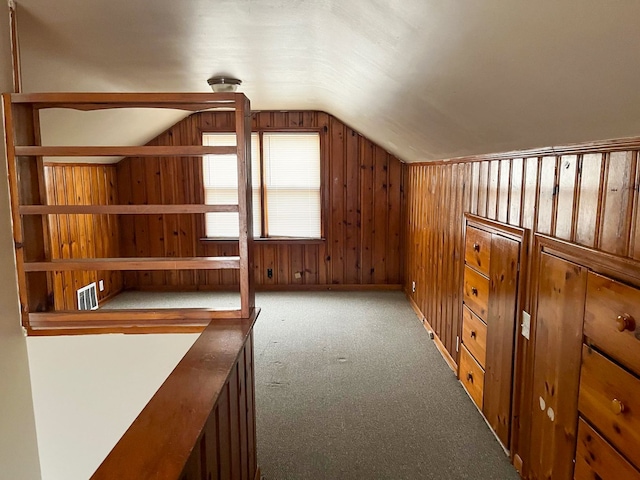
[0,2,42,477]
[521,310,531,340]
[13,0,640,162]
[27,333,199,480]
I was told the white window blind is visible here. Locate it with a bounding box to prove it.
[203,133,261,237]
[263,133,321,238]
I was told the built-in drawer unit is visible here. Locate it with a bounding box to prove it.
[578,345,640,470]
[528,237,640,479]
[574,418,640,480]
[464,226,491,277]
[459,215,524,452]
[459,345,484,410]
[461,305,487,367]
[463,265,490,320]
[584,272,640,375]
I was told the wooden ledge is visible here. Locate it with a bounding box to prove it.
[14,145,237,157]
[19,204,239,215]
[8,92,246,111]
[27,308,246,335]
[200,236,326,245]
[23,256,240,272]
[91,308,259,479]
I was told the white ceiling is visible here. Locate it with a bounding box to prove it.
[14,0,640,163]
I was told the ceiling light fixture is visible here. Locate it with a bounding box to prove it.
[207,76,242,93]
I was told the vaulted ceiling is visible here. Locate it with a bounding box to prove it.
[15,0,640,163]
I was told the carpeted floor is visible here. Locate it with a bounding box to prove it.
[103,289,519,479]
[102,290,241,310]
[253,291,519,480]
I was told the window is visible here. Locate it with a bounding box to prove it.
[203,132,321,239]
[202,133,261,237]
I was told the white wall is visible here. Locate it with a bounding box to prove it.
[0,2,43,478]
[27,333,199,480]
[0,7,199,479]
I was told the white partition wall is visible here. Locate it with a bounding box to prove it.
[0,2,42,478]
[27,333,199,480]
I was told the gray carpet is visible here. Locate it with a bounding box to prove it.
[102,289,518,479]
[101,290,241,309]
[253,291,519,480]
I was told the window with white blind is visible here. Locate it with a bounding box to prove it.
[202,132,321,239]
[203,133,261,238]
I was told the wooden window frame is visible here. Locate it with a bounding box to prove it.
[200,127,325,242]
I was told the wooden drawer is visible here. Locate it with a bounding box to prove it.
[579,345,640,469]
[465,226,491,277]
[463,265,490,320]
[459,345,485,410]
[462,305,487,368]
[585,272,640,375]
[574,418,640,480]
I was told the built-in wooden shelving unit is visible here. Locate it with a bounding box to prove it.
[2,92,255,334]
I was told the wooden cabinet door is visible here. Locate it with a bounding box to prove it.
[528,253,587,480]
[483,234,519,448]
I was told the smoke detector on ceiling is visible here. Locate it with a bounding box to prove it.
[207,76,242,93]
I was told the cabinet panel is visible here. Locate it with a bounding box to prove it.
[574,418,640,480]
[462,305,487,367]
[579,345,640,470]
[584,272,640,375]
[483,234,519,448]
[529,253,587,480]
[463,265,490,320]
[459,345,485,410]
[465,226,491,276]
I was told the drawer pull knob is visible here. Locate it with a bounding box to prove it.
[611,399,625,415]
[466,372,473,383]
[473,243,480,252]
[616,314,636,332]
[470,330,476,339]
[471,287,478,296]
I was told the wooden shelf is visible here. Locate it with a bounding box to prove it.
[19,204,238,215]
[3,91,255,328]
[23,256,240,272]
[29,308,243,323]
[9,92,240,111]
[14,145,237,157]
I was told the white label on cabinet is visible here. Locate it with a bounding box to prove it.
[521,310,531,340]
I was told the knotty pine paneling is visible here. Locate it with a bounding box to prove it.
[403,143,639,473]
[404,147,639,360]
[44,164,123,310]
[117,111,403,289]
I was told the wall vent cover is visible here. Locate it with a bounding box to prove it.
[77,282,98,311]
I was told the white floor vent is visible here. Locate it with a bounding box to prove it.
[77,282,99,311]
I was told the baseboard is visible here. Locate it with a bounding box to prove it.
[98,288,122,306]
[513,454,523,475]
[254,466,261,480]
[131,285,239,292]
[257,284,403,291]
[128,284,403,292]
[404,290,458,374]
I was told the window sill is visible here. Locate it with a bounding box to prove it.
[200,237,325,245]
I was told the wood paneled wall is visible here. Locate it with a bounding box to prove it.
[402,139,640,472]
[117,111,403,289]
[180,333,257,480]
[45,164,122,310]
[404,146,640,360]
